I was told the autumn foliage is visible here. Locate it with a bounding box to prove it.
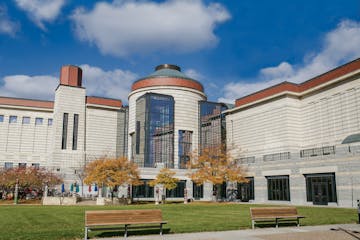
[187,145,247,189]
[84,156,142,188]
[0,167,62,192]
[149,168,179,191]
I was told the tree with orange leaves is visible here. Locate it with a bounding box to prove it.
[187,144,247,201]
[0,167,62,199]
[149,168,179,204]
[84,156,142,198]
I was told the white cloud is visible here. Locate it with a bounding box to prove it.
[184,68,204,80]
[14,0,66,30]
[80,64,138,103]
[71,0,230,57]
[0,75,58,100]
[0,65,138,103]
[0,5,20,37]
[219,20,360,104]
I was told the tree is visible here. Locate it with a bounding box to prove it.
[149,168,179,204]
[0,167,62,199]
[187,144,247,201]
[84,156,142,199]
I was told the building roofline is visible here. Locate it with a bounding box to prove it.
[0,96,54,109]
[132,76,204,92]
[235,58,360,107]
[86,96,122,108]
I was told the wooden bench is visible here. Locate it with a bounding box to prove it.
[84,209,167,239]
[250,207,304,229]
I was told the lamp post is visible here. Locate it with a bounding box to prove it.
[14,178,19,204]
[357,199,360,224]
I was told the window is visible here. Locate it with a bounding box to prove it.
[135,93,174,168]
[136,121,140,154]
[72,114,79,150]
[193,183,203,199]
[61,113,68,149]
[166,181,186,198]
[178,130,192,169]
[48,118,53,126]
[0,115,4,122]
[4,162,13,169]
[263,152,291,161]
[267,175,290,201]
[237,177,254,201]
[305,173,337,204]
[31,163,40,169]
[22,117,30,124]
[18,163,27,169]
[199,101,227,153]
[9,116,17,123]
[35,117,43,125]
[300,146,335,158]
[132,179,154,198]
[237,156,255,164]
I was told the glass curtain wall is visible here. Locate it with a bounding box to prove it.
[178,130,192,169]
[199,101,227,153]
[135,93,175,168]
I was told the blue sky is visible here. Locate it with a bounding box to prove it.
[0,0,360,104]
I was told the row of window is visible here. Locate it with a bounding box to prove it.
[240,146,337,164]
[4,162,40,169]
[0,115,53,125]
[113,173,338,205]
[245,173,337,204]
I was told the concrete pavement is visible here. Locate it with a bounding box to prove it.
[95,224,360,240]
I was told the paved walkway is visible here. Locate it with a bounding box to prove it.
[96,224,360,240]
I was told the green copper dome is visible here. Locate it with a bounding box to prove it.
[148,64,191,79]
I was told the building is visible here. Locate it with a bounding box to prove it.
[0,60,359,207]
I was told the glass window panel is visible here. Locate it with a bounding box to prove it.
[22,117,30,124]
[0,115,3,122]
[35,117,43,125]
[9,116,17,123]
[48,118,53,126]
[4,162,13,169]
[266,175,290,201]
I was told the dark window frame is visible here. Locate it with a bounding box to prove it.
[72,114,79,150]
[61,113,68,149]
[266,175,290,201]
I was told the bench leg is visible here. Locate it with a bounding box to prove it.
[297,218,300,227]
[84,227,88,240]
[124,224,128,238]
[252,220,255,229]
[275,218,279,228]
[160,223,163,236]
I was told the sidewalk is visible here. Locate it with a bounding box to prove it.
[96,224,360,240]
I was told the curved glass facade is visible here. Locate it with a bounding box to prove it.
[135,93,175,168]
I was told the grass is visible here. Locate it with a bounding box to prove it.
[0,202,357,240]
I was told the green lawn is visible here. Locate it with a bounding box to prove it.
[0,203,357,240]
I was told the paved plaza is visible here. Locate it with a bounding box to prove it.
[96,224,360,240]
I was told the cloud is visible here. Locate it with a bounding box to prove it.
[219,20,360,104]
[71,0,230,57]
[0,65,138,103]
[80,64,138,103]
[14,0,66,30]
[184,68,204,80]
[0,75,58,100]
[0,5,20,37]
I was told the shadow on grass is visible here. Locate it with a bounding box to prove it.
[92,228,171,238]
[254,222,301,229]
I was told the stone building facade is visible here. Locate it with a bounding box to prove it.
[0,60,360,207]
